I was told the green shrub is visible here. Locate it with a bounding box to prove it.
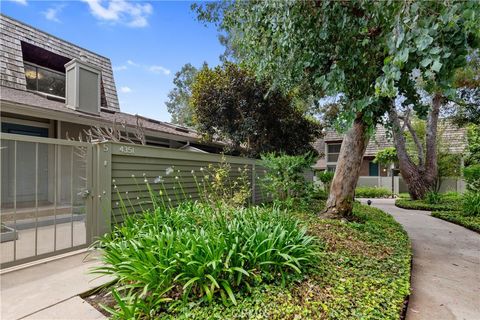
[94,203,319,318]
[425,191,442,204]
[395,199,456,211]
[317,171,334,192]
[260,153,315,206]
[463,191,480,216]
[464,164,480,192]
[355,186,392,198]
[432,211,480,233]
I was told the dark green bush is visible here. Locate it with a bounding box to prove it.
[463,191,480,216]
[425,191,442,204]
[395,199,456,211]
[355,186,392,198]
[464,164,480,192]
[317,171,334,192]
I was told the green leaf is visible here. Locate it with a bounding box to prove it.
[420,58,432,67]
[431,60,442,72]
[416,34,434,51]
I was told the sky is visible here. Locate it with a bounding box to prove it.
[1,0,224,122]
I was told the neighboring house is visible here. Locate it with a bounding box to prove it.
[313,123,467,178]
[0,14,222,153]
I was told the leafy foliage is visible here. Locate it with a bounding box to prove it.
[190,63,322,157]
[260,153,315,207]
[94,203,319,318]
[317,171,334,193]
[157,203,411,319]
[166,63,202,127]
[463,191,480,217]
[198,156,251,207]
[425,191,442,205]
[432,211,480,233]
[463,164,480,192]
[373,147,398,165]
[465,124,480,167]
[194,1,400,131]
[355,187,392,198]
[395,198,457,212]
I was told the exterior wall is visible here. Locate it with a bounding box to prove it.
[358,176,466,194]
[0,14,119,110]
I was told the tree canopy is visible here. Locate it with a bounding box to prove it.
[166,63,202,127]
[190,63,322,157]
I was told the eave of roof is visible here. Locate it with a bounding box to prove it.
[0,86,225,148]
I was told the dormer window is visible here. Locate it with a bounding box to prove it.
[24,62,65,98]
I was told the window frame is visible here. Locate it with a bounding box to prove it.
[326,142,342,164]
[24,62,66,100]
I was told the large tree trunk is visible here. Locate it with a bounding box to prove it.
[322,114,370,218]
[388,94,442,200]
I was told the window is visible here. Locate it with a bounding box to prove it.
[327,143,341,162]
[327,165,336,172]
[24,62,65,98]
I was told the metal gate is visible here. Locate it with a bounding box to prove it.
[1,133,93,268]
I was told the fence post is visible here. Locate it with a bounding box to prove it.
[93,142,112,238]
[251,162,256,204]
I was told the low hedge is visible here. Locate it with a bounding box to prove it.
[395,199,456,212]
[431,211,480,233]
[156,203,412,319]
[355,186,392,198]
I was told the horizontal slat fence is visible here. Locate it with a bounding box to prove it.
[94,142,268,232]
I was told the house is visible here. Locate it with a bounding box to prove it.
[313,123,467,179]
[0,14,222,153]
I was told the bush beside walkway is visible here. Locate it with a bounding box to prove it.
[431,211,480,233]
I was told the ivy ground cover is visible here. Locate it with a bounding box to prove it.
[86,201,411,319]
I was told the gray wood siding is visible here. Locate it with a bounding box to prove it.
[108,144,262,225]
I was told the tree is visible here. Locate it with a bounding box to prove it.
[190,63,322,157]
[165,63,201,127]
[194,1,479,216]
[379,3,479,199]
[194,1,411,217]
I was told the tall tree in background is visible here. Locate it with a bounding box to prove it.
[190,63,322,157]
[194,1,479,216]
[381,3,479,199]
[166,63,201,127]
[194,1,401,217]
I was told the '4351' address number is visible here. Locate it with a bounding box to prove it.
[119,146,135,154]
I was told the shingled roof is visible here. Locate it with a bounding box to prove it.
[313,122,467,169]
[0,14,119,111]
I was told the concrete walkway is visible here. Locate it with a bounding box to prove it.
[360,198,480,320]
[1,250,110,320]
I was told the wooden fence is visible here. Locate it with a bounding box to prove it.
[93,142,268,237]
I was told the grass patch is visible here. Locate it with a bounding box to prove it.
[431,211,480,233]
[355,186,392,198]
[395,198,457,211]
[90,200,411,319]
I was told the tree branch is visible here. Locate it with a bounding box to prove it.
[399,112,425,168]
[425,93,442,181]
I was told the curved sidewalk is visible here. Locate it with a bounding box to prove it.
[360,199,480,320]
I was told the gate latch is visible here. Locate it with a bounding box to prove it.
[80,189,91,199]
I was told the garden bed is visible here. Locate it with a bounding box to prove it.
[85,201,411,319]
[395,199,457,211]
[431,211,480,233]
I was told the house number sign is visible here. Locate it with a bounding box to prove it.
[119,145,135,154]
